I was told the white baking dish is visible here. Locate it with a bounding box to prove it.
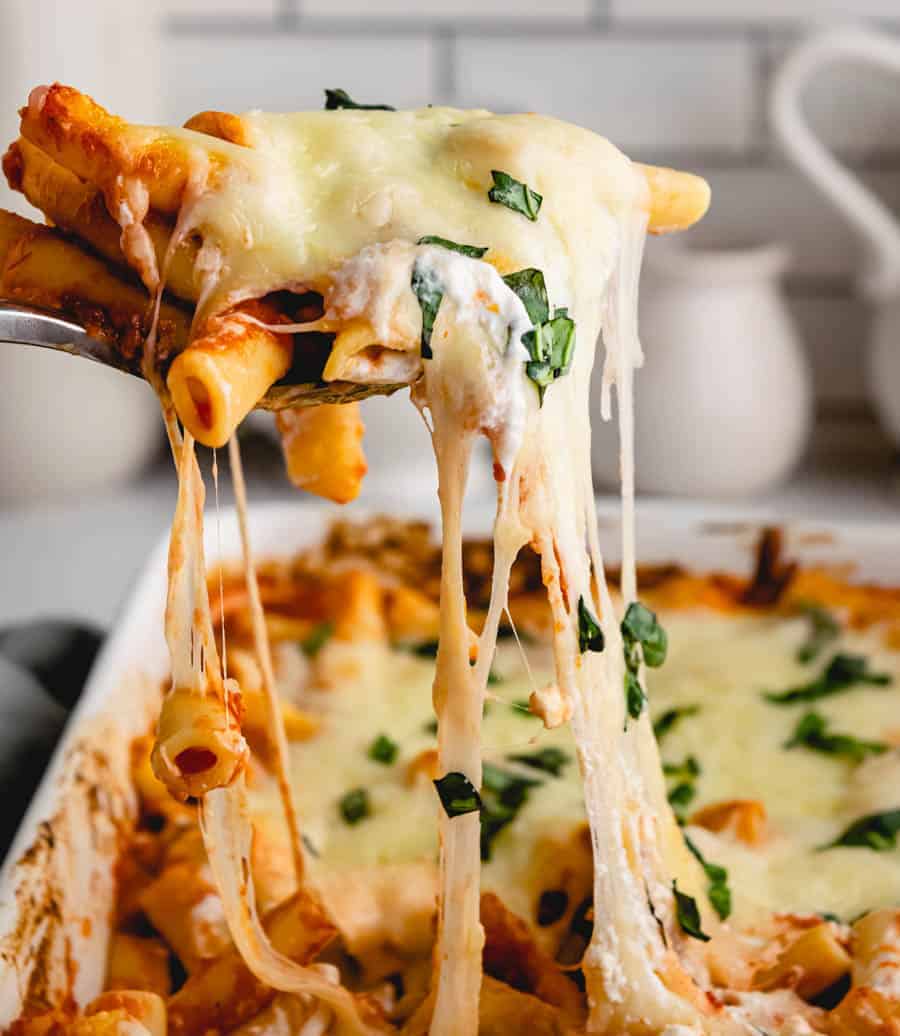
[1,501,898,1022]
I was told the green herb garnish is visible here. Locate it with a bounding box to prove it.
[502,267,575,403]
[522,310,576,404]
[301,621,334,658]
[488,170,542,221]
[502,268,549,324]
[433,771,482,818]
[822,809,900,851]
[417,235,487,259]
[339,787,370,825]
[653,705,700,742]
[668,782,696,815]
[483,762,541,797]
[411,259,442,359]
[423,718,438,735]
[664,757,700,821]
[625,670,647,722]
[622,602,668,668]
[511,699,536,717]
[480,763,541,860]
[684,834,732,920]
[785,711,888,763]
[672,880,710,942]
[324,88,395,111]
[368,733,398,765]
[507,746,570,777]
[487,669,503,686]
[577,596,605,654]
[663,756,701,781]
[796,602,840,664]
[621,601,668,722]
[764,653,891,705]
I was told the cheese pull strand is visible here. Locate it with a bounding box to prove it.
[152,427,248,799]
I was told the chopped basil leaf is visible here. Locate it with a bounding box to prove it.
[663,755,701,781]
[339,787,370,825]
[653,705,701,742]
[410,639,439,658]
[511,698,536,717]
[423,718,438,735]
[411,258,442,359]
[502,268,549,325]
[487,668,503,685]
[625,670,648,722]
[622,602,668,668]
[301,621,334,658]
[765,652,891,705]
[796,602,840,664]
[684,834,732,920]
[488,170,542,221]
[522,311,576,404]
[483,762,541,798]
[368,733,398,765]
[577,596,605,654]
[672,880,710,942]
[480,763,542,860]
[434,771,482,818]
[502,267,575,403]
[417,235,487,259]
[621,601,668,724]
[324,88,395,111]
[507,746,570,777]
[823,809,900,851]
[667,781,696,816]
[785,710,888,763]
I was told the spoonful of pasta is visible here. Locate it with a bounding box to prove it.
[0,84,710,453]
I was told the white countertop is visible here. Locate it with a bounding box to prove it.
[1,417,898,632]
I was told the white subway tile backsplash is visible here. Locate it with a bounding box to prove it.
[767,34,900,160]
[685,166,900,279]
[788,295,870,403]
[612,0,900,21]
[165,0,277,16]
[301,0,591,19]
[164,33,435,118]
[454,36,755,155]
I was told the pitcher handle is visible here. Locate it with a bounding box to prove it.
[771,25,900,301]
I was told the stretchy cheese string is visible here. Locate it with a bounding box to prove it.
[228,434,307,887]
[201,779,374,1036]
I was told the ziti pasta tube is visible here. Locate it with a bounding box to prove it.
[167,305,294,448]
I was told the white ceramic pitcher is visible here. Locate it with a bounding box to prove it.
[772,25,900,447]
[591,240,812,497]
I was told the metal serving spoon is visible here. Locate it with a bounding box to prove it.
[0,299,407,409]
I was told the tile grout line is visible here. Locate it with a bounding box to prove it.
[433,26,457,106]
[590,0,611,29]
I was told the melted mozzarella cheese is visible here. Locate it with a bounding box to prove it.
[248,615,900,932]
[172,108,634,329]
[655,613,900,924]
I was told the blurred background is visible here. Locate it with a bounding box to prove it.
[3,0,900,629]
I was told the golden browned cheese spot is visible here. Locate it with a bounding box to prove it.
[405,748,439,786]
[690,799,768,846]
